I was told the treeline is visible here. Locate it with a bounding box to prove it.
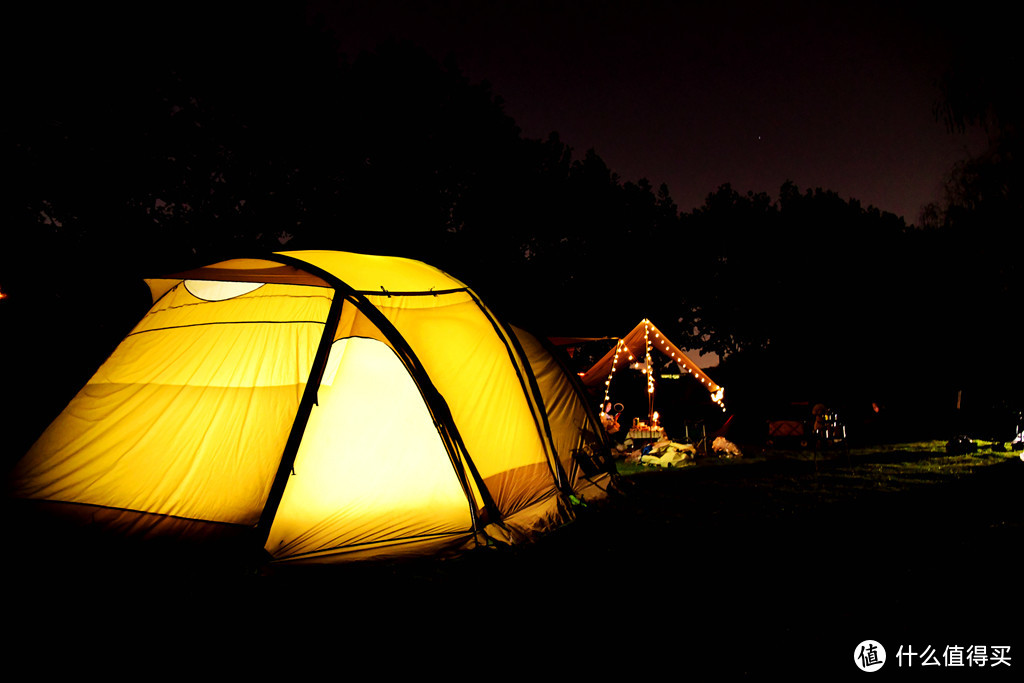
[2,4,1019,446]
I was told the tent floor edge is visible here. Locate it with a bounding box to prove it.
[264,531,482,566]
[6,498,265,579]
[571,471,622,505]
[499,490,576,544]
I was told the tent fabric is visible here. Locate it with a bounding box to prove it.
[265,337,478,561]
[13,281,327,529]
[511,326,615,500]
[576,319,724,401]
[10,250,615,564]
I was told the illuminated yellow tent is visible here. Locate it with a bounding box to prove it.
[10,251,614,564]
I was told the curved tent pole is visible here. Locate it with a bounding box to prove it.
[465,291,572,495]
[501,325,572,493]
[254,279,345,541]
[534,333,612,451]
[532,332,618,485]
[253,254,502,544]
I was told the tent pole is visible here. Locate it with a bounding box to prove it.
[466,292,572,495]
[255,288,346,542]
[256,255,503,543]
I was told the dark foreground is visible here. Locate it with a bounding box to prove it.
[9,445,1022,678]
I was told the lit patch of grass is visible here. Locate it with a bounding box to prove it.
[613,440,1020,501]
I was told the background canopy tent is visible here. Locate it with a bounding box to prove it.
[570,319,726,419]
[10,251,613,565]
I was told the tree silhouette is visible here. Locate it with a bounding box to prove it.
[3,3,1015,455]
[924,15,1021,412]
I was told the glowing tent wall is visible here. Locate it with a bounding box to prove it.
[11,280,329,537]
[10,251,607,564]
[511,326,615,501]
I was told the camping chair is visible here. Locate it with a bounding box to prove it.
[681,419,708,456]
[572,443,614,478]
[688,413,729,456]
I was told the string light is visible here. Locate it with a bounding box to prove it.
[643,320,656,426]
[602,338,627,405]
[600,318,728,418]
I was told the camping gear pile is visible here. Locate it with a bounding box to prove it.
[9,251,617,565]
[766,402,846,449]
[712,436,744,458]
[623,434,743,468]
[624,437,697,468]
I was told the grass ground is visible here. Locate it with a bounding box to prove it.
[259,440,1021,676]
[571,441,1024,677]
[9,441,1021,677]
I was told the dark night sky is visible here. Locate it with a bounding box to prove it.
[308,1,987,223]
